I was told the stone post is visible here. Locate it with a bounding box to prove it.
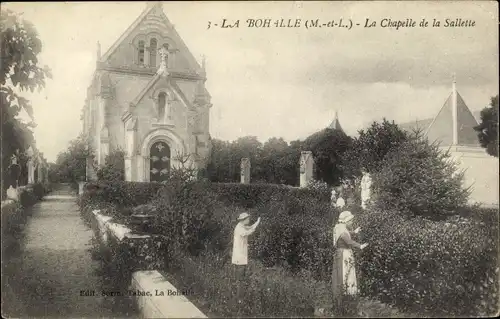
[26,146,35,184]
[240,158,251,184]
[78,181,86,196]
[299,151,314,188]
[37,156,44,183]
[44,162,49,184]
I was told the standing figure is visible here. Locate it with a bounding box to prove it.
[332,211,368,303]
[330,187,338,206]
[232,212,261,310]
[335,187,346,210]
[360,170,372,210]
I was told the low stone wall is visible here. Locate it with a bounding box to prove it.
[91,209,207,318]
[131,270,207,319]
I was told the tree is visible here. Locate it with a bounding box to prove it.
[372,131,469,219]
[340,119,409,179]
[50,134,93,183]
[474,95,498,157]
[259,137,290,184]
[302,128,352,185]
[96,149,125,182]
[1,9,51,193]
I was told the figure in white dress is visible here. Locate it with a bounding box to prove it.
[360,170,372,210]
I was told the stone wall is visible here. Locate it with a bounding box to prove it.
[446,147,499,206]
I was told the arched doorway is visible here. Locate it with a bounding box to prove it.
[150,141,170,182]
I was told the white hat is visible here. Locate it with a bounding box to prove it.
[237,212,250,221]
[338,211,354,223]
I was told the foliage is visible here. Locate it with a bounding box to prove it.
[372,132,469,218]
[165,250,329,317]
[209,182,330,209]
[302,128,352,185]
[1,9,51,195]
[341,119,409,179]
[206,132,349,186]
[306,179,331,194]
[96,149,125,182]
[1,186,44,257]
[50,133,94,183]
[78,181,165,211]
[474,95,499,157]
[355,208,499,316]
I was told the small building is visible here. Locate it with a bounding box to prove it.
[82,2,212,182]
[401,77,498,206]
[327,110,344,133]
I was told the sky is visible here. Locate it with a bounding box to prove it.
[4,1,499,162]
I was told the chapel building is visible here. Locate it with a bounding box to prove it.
[82,2,212,182]
[400,76,498,206]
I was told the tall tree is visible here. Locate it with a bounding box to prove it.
[474,95,499,157]
[302,128,352,185]
[1,9,51,192]
[340,119,409,179]
[51,134,93,183]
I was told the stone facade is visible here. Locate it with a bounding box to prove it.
[82,3,212,182]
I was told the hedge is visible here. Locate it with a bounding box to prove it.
[80,181,166,209]
[2,184,48,256]
[78,178,499,316]
[355,207,499,316]
[209,182,331,208]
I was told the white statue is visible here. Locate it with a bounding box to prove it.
[360,170,372,210]
[6,185,19,201]
[157,46,169,77]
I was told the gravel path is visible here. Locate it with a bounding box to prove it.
[2,184,137,318]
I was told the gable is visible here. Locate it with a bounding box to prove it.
[130,74,194,112]
[101,3,201,72]
[425,92,479,147]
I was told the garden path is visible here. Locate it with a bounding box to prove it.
[1,184,137,317]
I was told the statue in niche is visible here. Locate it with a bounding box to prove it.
[157,44,169,77]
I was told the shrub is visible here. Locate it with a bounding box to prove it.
[341,119,409,179]
[210,182,330,208]
[355,207,499,316]
[372,134,469,218]
[79,181,165,211]
[250,199,334,280]
[97,149,125,182]
[306,179,330,193]
[150,179,222,256]
[32,182,46,200]
[165,250,330,317]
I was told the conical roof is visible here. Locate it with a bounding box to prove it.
[328,111,344,132]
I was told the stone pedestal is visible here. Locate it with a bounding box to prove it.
[78,181,86,196]
[240,158,251,184]
[299,151,314,188]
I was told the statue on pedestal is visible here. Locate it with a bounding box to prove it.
[360,169,372,210]
[157,46,169,77]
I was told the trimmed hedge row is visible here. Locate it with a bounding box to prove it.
[79,179,499,316]
[209,182,331,209]
[356,208,499,316]
[81,181,165,209]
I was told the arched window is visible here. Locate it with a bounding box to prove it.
[138,40,145,65]
[158,92,166,120]
[150,38,157,68]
